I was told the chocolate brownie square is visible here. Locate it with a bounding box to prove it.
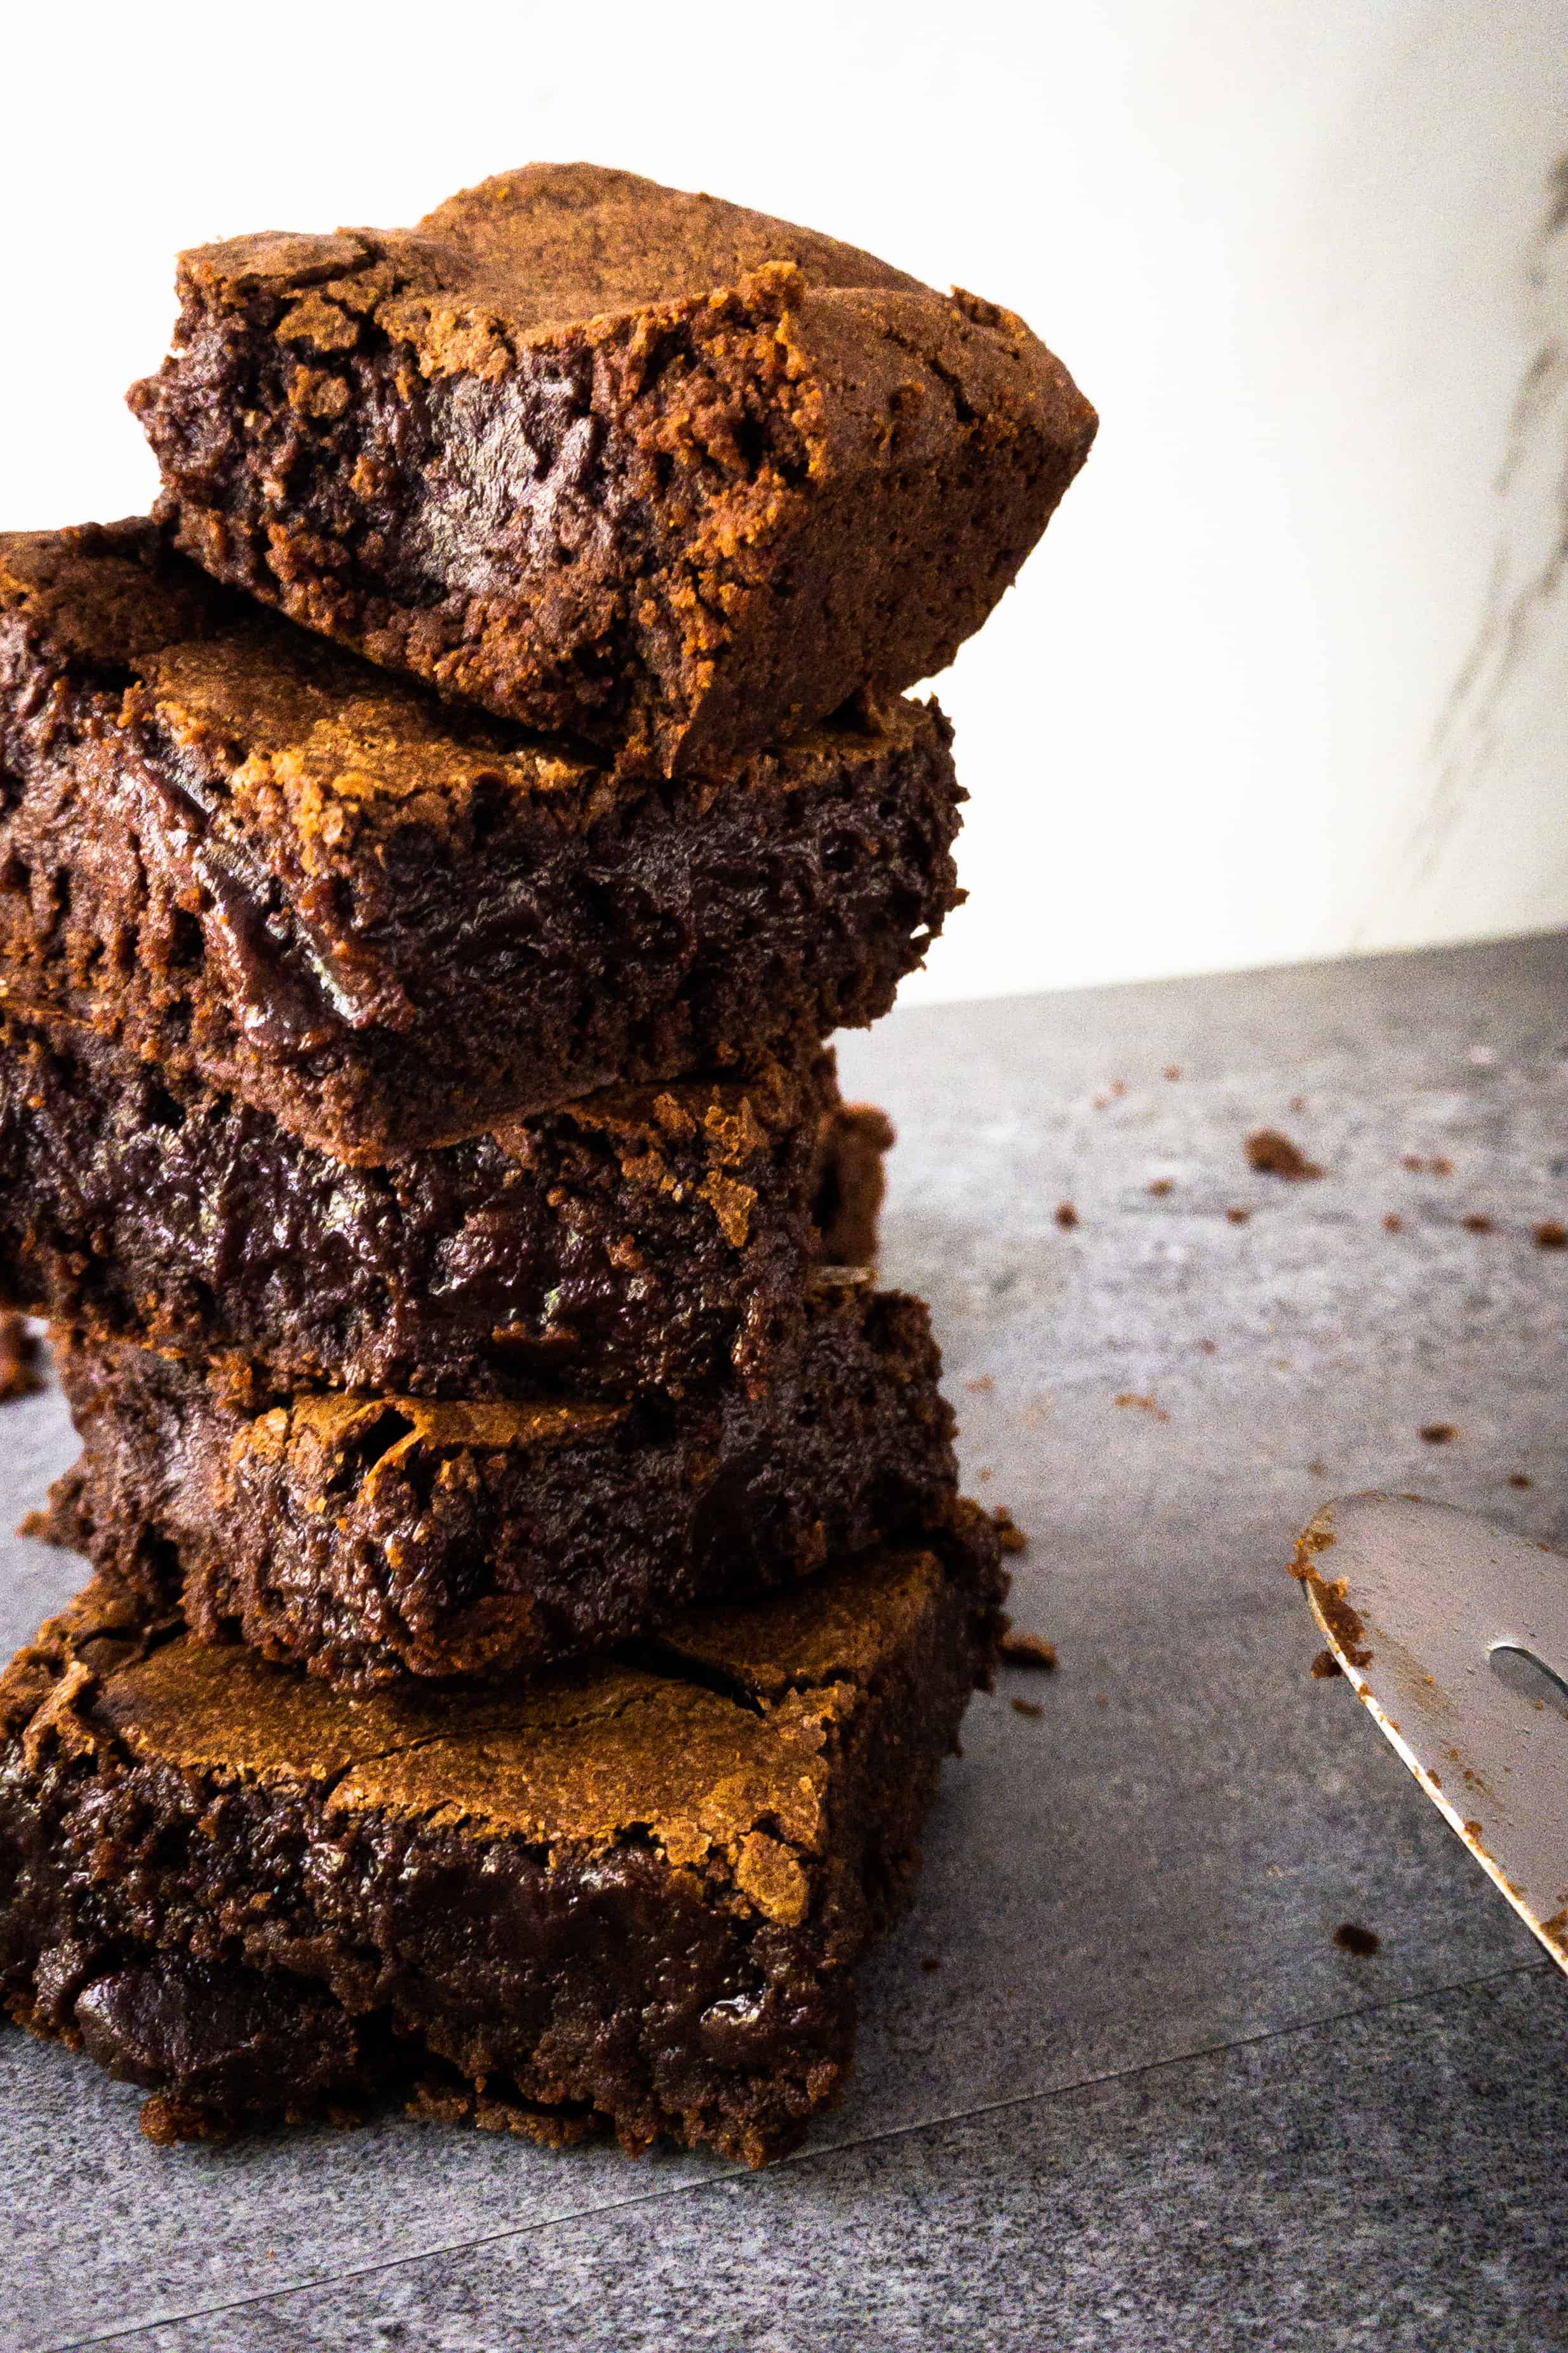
[130,163,1096,774]
[0,1011,868,1402]
[0,522,962,1162]
[0,1506,1003,2161]
[48,1283,958,1690]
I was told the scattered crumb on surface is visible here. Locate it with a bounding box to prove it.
[920,1955,942,1973]
[1289,1095,1306,1114]
[1010,1697,1044,1720]
[1094,1692,1109,1708]
[1164,1065,1182,1081]
[991,1507,1028,1556]
[1115,1392,1170,1422]
[1054,1201,1080,1229]
[1148,1176,1173,1197]
[1226,1205,1252,1225]
[1198,1338,1217,1355]
[1245,1128,1324,1180]
[1420,1422,1459,1445]
[1333,1922,1381,1958]
[1535,1220,1568,1250]
[966,1374,995,1394]
[1384,1212,1405,1233]
[0,1312,41,1403]
[1461,1213,1494,1232]
[1311,1648,1344,1680]
[1508,1472,1533,1488]
[1402,1154,1453,1175]
[977,1466,993,1483]
[1000,1629,1057,1669]
[1307,1459,1325,1476]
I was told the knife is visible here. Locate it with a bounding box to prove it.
[1294,1492,1568,1974]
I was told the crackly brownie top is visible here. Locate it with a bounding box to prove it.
[3,1556,949,1921]
[176,161,930,358]
[0,518,939,842]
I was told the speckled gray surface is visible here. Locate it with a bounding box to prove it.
[4,934,1567,2352]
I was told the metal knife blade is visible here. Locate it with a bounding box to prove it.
[1294,1492,1568,1974]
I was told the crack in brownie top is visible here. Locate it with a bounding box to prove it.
[6,1552,958,1917]
[181,163,929,360]
[0,518,934,853]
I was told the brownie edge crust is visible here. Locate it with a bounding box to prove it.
[0,1511,1004,2161]
[130,162,1096,774]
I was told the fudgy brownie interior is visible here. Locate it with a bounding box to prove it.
[0,521,963,1161]
[131,163,1096,773]
[0,1013,872,1402]
[0,1513,1004,2161]
[50,1283,959,1689]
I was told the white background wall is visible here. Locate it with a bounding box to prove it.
[5,0,1565,1005]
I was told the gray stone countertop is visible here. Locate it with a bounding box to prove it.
[4,933,1567,2352]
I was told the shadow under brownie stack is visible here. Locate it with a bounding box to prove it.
[0,165,1094,2163]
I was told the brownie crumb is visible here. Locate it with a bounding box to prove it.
[0,1312,41,1403]
[1245,1129,1323,1180]
[920,1956,942,1973]
[999,1629,1056,1669]
[1148,1177,1174,1197]
[1226,1206,1252,1225]
[1198,1338,1217,1355]
[1402,1154,1452,1175]
[1310,1648,1344,1680]
[1115,1392,1170,1422]
[966,1375,995,1395]
[1010,1697,1043,1720]
[1332,1922,1380,1958]
[1419,1423,1459,1445]
[1534,1220,1567,1250]
[1094,1692,1109,1708]
[990,1508,1028,1556]
[1384,1213,1405,1233]
[1054,1201,1080,1229]
[1461,1213,1494,1233]
[1289,1095,1306,1114]
[1163,1065,1182,1081]
[1508,1473,1533,1488]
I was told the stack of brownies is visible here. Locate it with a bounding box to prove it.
[0,166,1094,2163]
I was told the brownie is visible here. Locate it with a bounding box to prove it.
[813,1102,895,1266]
[50,1283,958,1690]
[0,1509,1004,2161]
[0,522,962,1163]
[0,1309,40,1402]
[129,163,1096,774]
[0,1009,876,1402]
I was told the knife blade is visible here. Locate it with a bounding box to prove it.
[1293,1491,1568,1974]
